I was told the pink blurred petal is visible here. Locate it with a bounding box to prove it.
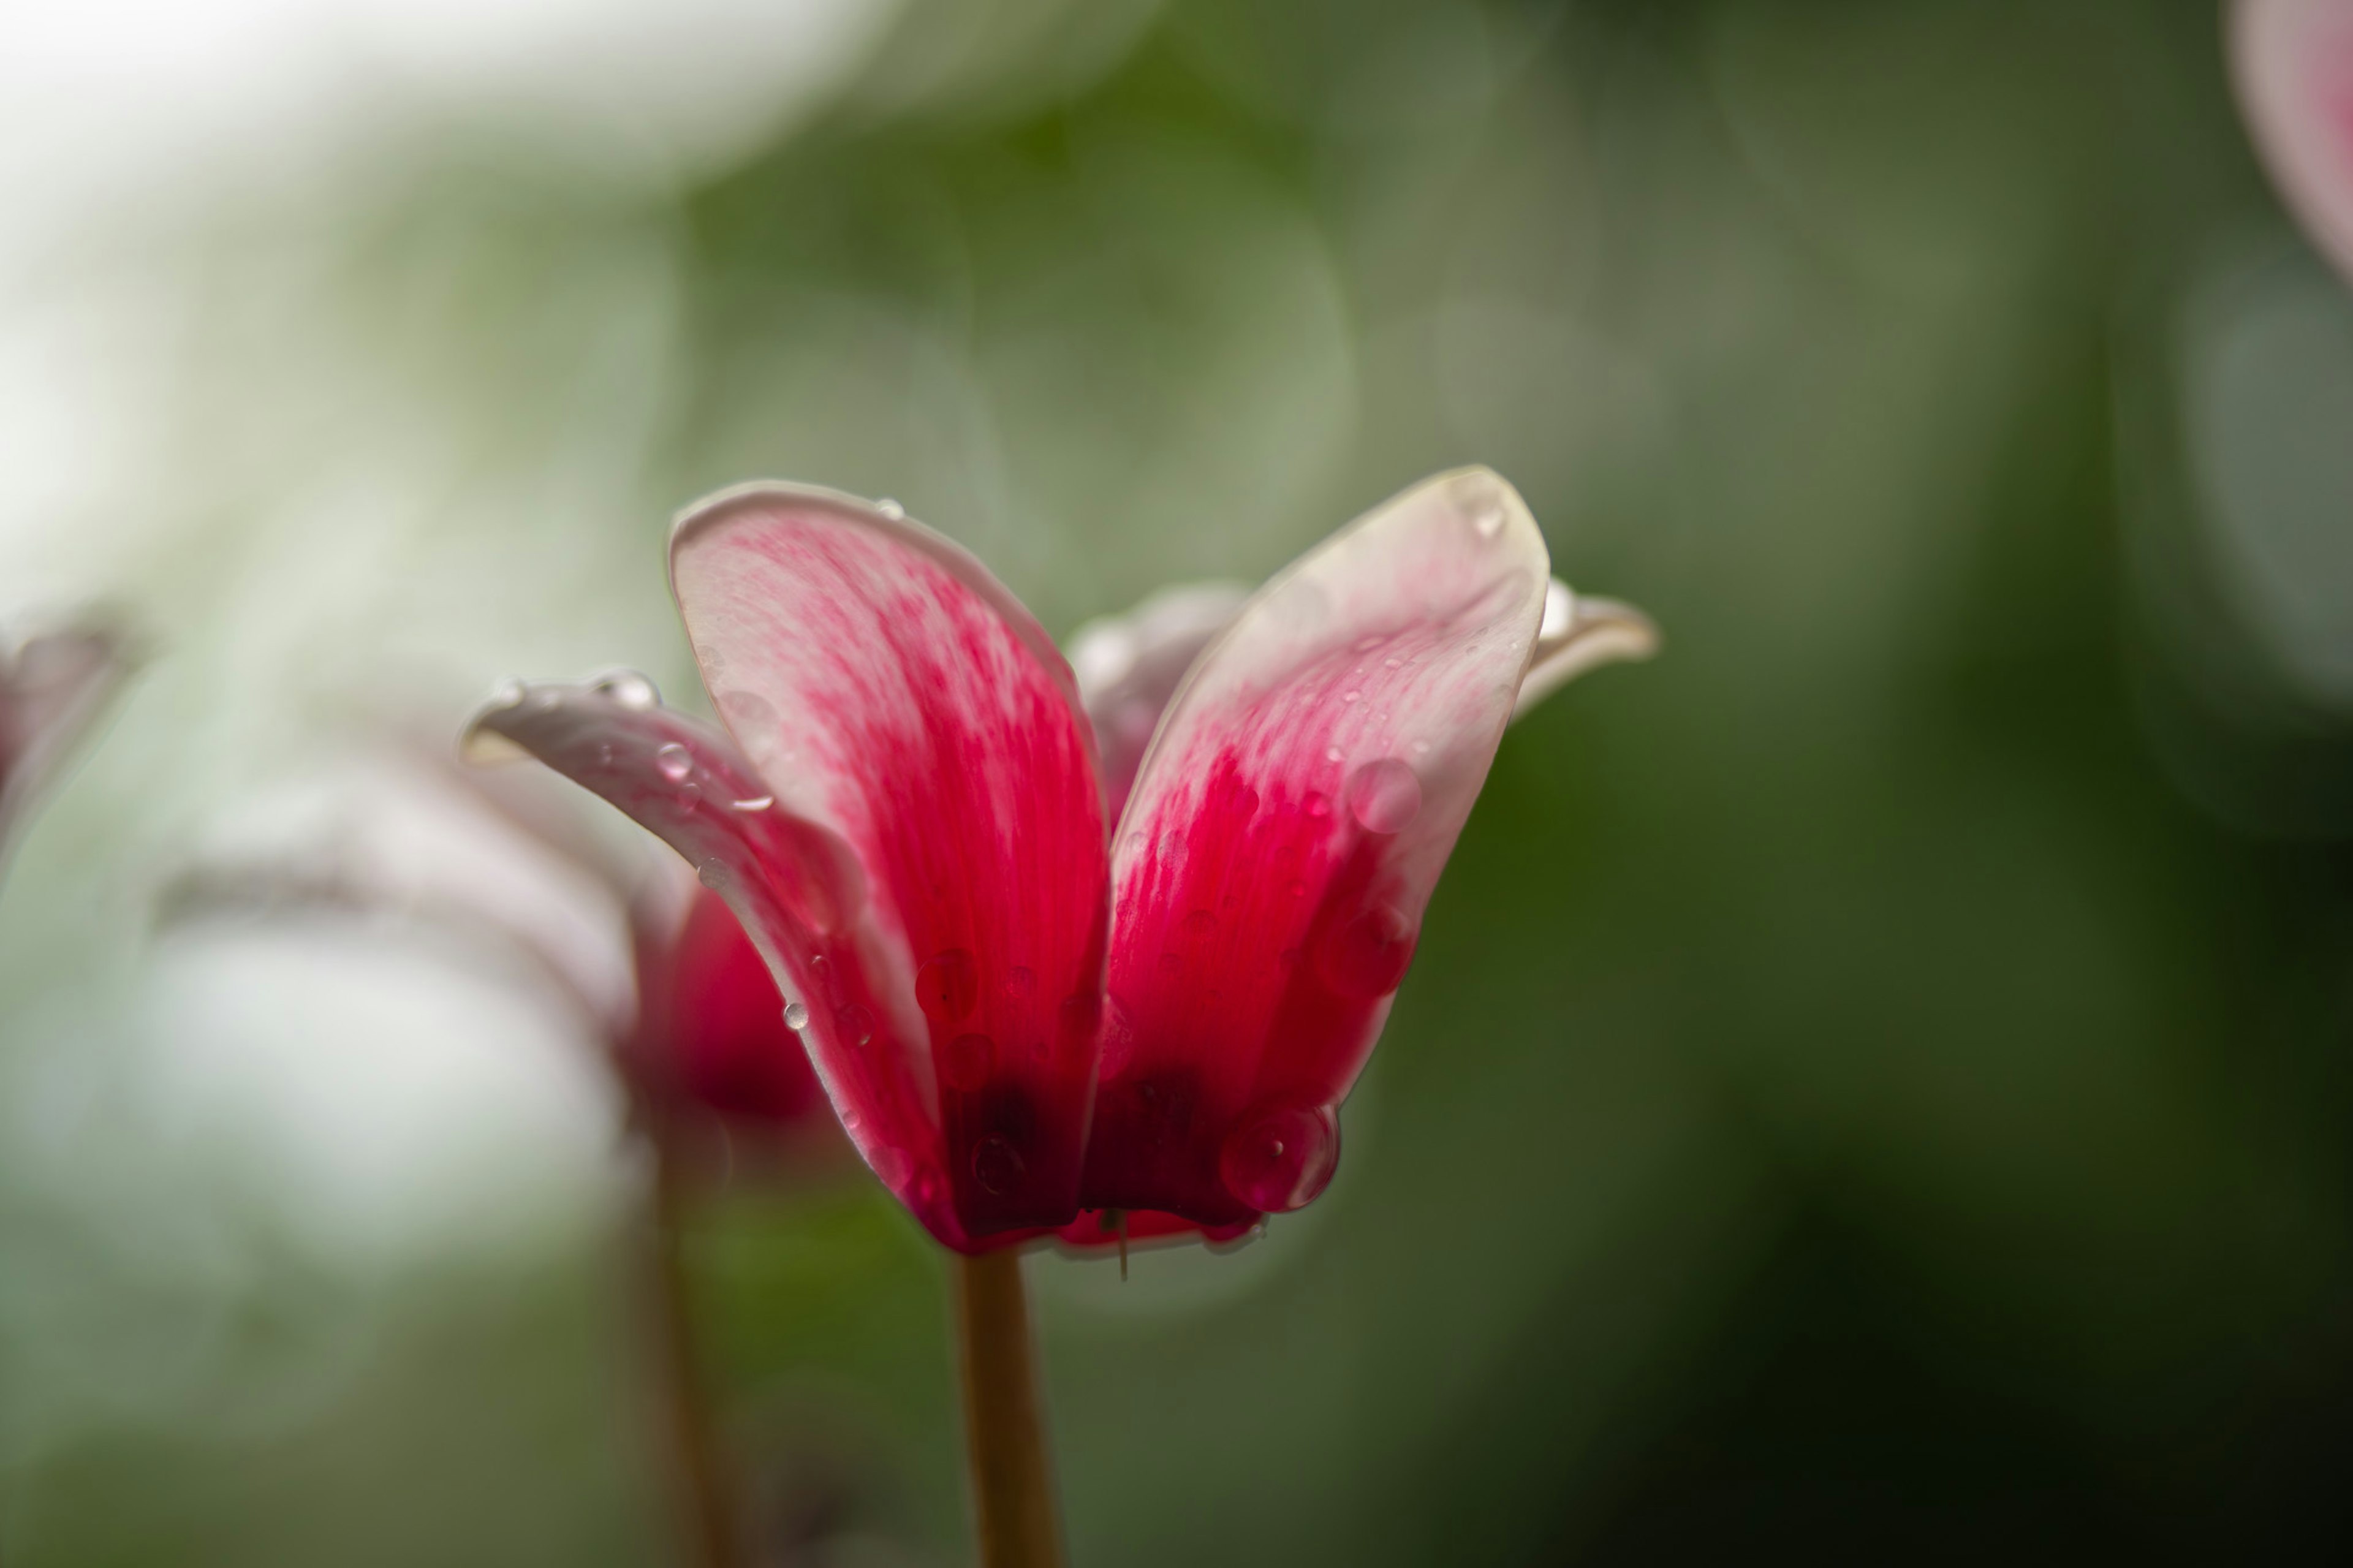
[2234,0,2353,284]
[1066,582,1251,823]
[668,484,1110,1247]
[0,612,138,857]
[631,884,832,1132]
[1083,468,1552,1226]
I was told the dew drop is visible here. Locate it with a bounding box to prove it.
[1181,909,1216,937]
[943,1032,994,1092]
[1324,746,1344,764]
[696,862,730,892]
[876,497,905,521]
[870,1146,912,1187]
[1123,831,1147,860]
[593,670,658,710]
[654,743,693,782]
[1340,689,1361,704]
[1346,758,1422,835]
[782,1000,809,1030]
[1317,904,1417,998]
[1004,966,1037,1001]
[1382,656,1403,670]
[836,1002,875,1047]
[972,1134,1025,1195]
[1411,740,1432,757]
[1158,951,1183,976]
[530,687,563,712]
[1303,790,1331,820]
[1354,634,1385,653]
[732,795,775,812]
[491,678,524,708]
[1284,879,1307,900]
[916,949,979,1021]
[1218,1103,1340,1213]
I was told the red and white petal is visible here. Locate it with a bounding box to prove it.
[669,485,1110,1245]
[1510,579,1659,722]
[1086,468,1551,1225]
[1066,582,1251,824]
[2234,0,2353,284]
[465,676,983,1245]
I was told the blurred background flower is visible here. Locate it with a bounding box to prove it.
[4,1,2353,1564]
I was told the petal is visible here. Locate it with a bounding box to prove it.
[467,676,983,1246]
[2234,0,2353,284]
[1510,580,1659,721]
[1085,468,1552,1225]
[1,611,138,857]
[669,484,1110,1245]
[632,884,831,1132]
[1066,582,1251,823]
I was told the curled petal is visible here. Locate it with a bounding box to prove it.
[2234,0,2353,284]
[1511,580,1659,721]
[0,611,138,858]
[1086,467,1552,1225]
[669,483,1110,1247]
[1066,582,1252,823]
[466,675,966,1239]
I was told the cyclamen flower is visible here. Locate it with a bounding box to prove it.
[468,468,1652,1253]
[2234,0,2353,284]
[163,737,830,1152]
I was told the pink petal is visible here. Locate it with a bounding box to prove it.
[2235,0,2353,284]
[1066,582,1251,824]
[1,612,138,855]
[1084,468,1552,1225]
[669,485,1111,1247]
[467,675,990,1246]
[632,884,833,1134]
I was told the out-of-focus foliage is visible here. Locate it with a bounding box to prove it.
[4,0,2353,1563]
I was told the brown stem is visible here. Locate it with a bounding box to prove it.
[643,1128,746,1568]
[951,1249,1064,1568]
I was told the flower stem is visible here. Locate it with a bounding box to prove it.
[951,1249,1064,1568]
[643,1129,746,1568]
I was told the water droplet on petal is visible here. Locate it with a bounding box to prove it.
[491,678,524,708]
[836,1002,874,1046]
[1219,1103,1340,1212]
[1004,966,1036,1000]
[697,862,730,892]
[654,743,693,782]
[1158,951,1183,975]
[1303,790,1331,820]
[1341,689,1360,704]
[876,497,905,520]
[1346,759,1422,835]
[1181,909,1216,937]
[732,795,775,812]
[870,1146,911,1187]
[1354,634,1385,653]
[593,670,658,710]
[972,1134,1025,1195]
[1324,746,1343,764]
[1316,904,1417,998]
[943,1032,994,1092]
[782,1000,809,1030]
[916,949,979,1021]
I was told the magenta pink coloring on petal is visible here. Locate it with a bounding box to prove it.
[1082,468,1550,1227]
[670,485,1110,1249]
